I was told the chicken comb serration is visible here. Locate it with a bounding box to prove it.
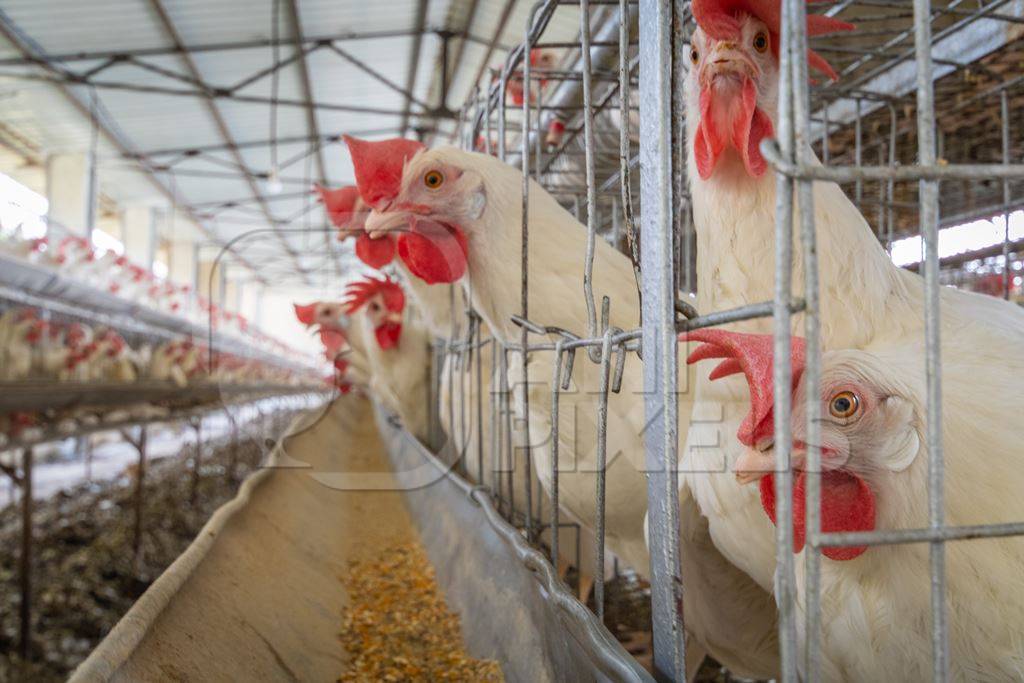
[692,0,854,80]
[314,184,361,228]
[680,328,806,446]
[344,135,426,209]
[343,275,406,315]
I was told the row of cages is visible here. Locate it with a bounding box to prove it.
[391,0,1024,682]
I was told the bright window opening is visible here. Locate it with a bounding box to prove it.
[0,172,48,240]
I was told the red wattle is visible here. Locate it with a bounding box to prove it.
[375,322,402,350]
[733,78,774,178]
[396,218,468,284]
[694,78,774,179]
[319,328,347,356]
[355,232,396,268]
[695,87,724,180]
[760,469,875,561]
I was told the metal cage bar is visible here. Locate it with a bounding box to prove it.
[638,1,686,679]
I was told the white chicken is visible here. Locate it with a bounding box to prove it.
[293,299,369,388]
[348,135,781,677]
[1,311,44,381]
[682,0,1024,676]
[685,327,1024,680]
[342,274,432,443]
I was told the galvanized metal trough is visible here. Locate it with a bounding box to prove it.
[68,396,650,683]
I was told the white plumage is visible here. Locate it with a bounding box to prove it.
[684,20,1024,679]
[362,143,781,678]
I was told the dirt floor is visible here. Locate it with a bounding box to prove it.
[0,427,270,682]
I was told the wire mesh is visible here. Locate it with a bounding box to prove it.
[420,1,1024,681]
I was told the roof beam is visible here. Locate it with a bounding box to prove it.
[0,7,268,285]
[0,28,439,65]
[399,0,430,136]
[0,68,412,117]
[425,0,482,145]
[466,0,519,97]
[284,0,345,277]
[144,0,312,285]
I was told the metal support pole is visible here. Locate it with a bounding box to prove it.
[912,0,949,678]
[132,426,148,571]
[789,0,822,676]
[774,0,800,679]
[227,412,240,483]
[1001,89,1011,300]
[82,436,93,482]
[639,0,685,679]
[190,418,202,505]
[19,447,33,660]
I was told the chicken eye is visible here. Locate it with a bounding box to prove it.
[752,31,769,53]
[690,47,699,64]
[829,391,860,419]
[424,170,444,189]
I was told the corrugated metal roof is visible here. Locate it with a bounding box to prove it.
[0,0,493,287]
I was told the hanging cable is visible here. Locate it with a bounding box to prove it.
[267,0,282,194]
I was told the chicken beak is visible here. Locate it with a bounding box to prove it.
[734,442,774,485]
[363,210,410,239]
[699,42,758,88]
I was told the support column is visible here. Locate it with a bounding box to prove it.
[223,277,240,313]
[198,260,220,304]
[239,281,261,324]
[122,204,156,269]
[167,237,195,286]
[45,153,95,236]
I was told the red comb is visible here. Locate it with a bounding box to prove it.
[343,275,406,315]
[314,184,361,228]
[681,328,806,446]
[294,302,318,325]
[692,0,854,80]
[344,136,426,209]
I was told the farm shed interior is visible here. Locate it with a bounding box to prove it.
[1,0,1023,681]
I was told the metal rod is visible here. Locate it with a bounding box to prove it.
[550,341,565,568]
[760,142,1024,182]
[594,328,613,621]
[190,418,203,505]
[580,0,602,359]
[1001,89,1012,300]
[911,0,949,678]
[19,446,32,660]
[790,0,822,675]
[131,425,148,571]
[639,1,686,678]
[774,0,799,678]
[815,521,1024,547]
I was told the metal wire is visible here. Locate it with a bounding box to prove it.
[439,2,1024,682]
